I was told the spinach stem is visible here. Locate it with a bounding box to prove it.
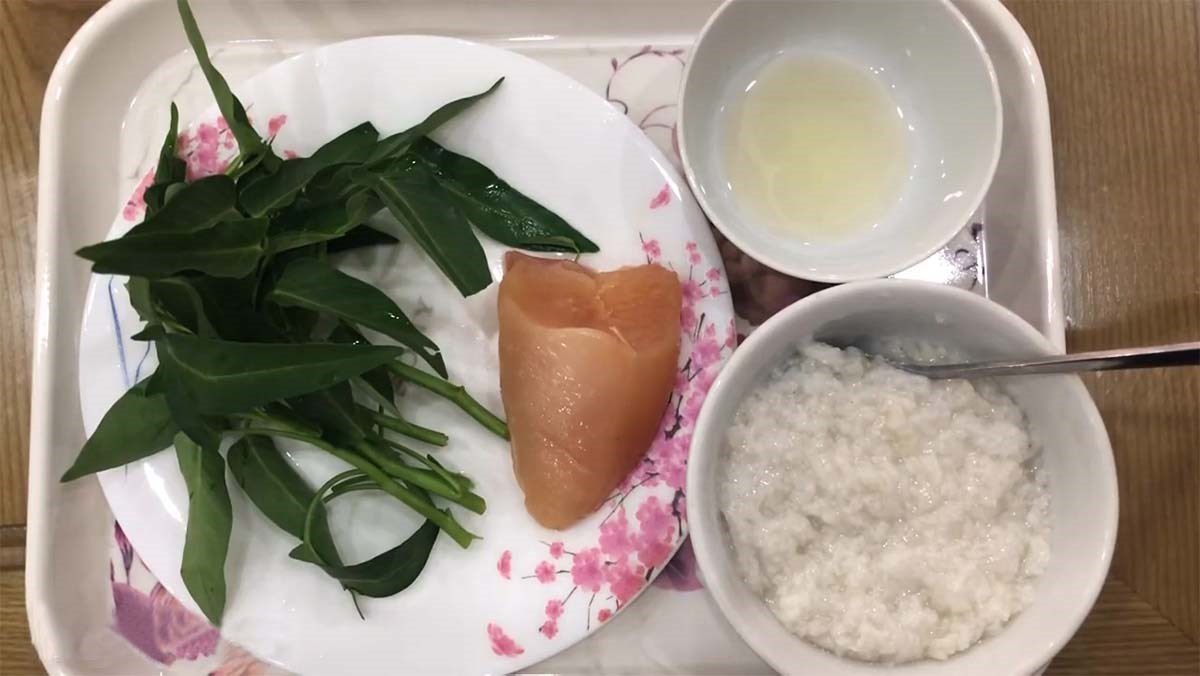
[366,409,448,447]
[370,433,474,492]
[352,440,485,515]
[302,469,367,566]
[352,377,401,416]
[312,441,477,547]
[387,362,509,439]
[238,427,477,547]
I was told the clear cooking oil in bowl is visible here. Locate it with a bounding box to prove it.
[722,54,911,242]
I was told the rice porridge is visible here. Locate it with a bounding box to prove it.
[719,342,1050,663]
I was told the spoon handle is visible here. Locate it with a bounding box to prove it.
[901,342,1200,379]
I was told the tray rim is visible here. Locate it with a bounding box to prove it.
[27,0,1063,673]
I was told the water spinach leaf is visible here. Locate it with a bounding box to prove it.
[175,432,233,626]
[365,79,503,166]
[355,167,491,297]
[154,334,404,414]
[267,192,382,254]
[126,277,158,325]
[411,138,597,253]
[328,325,395,405]
[155,352,225,452]
[148,277,218,337]
[227,435,342,565]
[60,377,177,482]
[287,382,372,444]
[268,257,446,377]
[78,217,268,279]
[187,275,283,343]
[144,103,188,216]
[176,0,277,169]
[130,175,239,236]
[290,474,440,598]
[240,122,380,217]
[326,224,398,254]
[291,520,439,598]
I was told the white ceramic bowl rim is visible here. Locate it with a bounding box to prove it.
[678,0,1004,283]
[687,279,1118,675]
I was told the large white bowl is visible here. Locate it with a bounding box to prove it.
[679,0,1002,282]
[687,280,1117,675]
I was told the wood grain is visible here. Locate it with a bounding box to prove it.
[1,566,41,676]
[0,0,1196,674]
[1050,579,1199,675]
[1003,0,1200,653]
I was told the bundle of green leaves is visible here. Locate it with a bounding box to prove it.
[61,0,599,626]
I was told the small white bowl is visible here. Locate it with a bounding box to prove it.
[687,280,1117,676]
[679,0,1002,282]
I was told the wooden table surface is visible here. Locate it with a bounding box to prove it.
[1,0,1197,673]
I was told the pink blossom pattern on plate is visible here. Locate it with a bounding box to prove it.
[649,183,672,209]
[487,623,525,657]
[110,524,219,665]
[121,113,290,223]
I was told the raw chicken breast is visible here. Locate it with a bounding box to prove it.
[498,252,682,529]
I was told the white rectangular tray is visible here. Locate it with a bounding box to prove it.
[28,1,1062,673]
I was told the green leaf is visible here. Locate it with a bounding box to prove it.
[127,277,157,325]
[411,138,598,253]
[291,516,439,598]
[175,432,233,626]
[268,257,446,377]
[242,403,324,439]
[154,334,405,414]
[329,325,394,406]
[130,175,239,236]
[234,155,274,189]
[144,103,187,216]
[78,218,268,279]
[176,0,276,169]
[266,192,382,254]
[272,306,321,342]
[126,275,213,337]
[326,224,398,255]
[227,149,269,182]
[365,78,503,166]
[288,382,370,443]
[188,275,283,343]
[60,377,178,482]
[149,277,218,337]
[131,325,168,342]
[164,182,188,204]
[357,369,394,406]
[240,123,380,217]
[300,74,499,204]
[155,348,225,452]
[302,165,358,205]
[355,167,492,297]
[227,436,342,565]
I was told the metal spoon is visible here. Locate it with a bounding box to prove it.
[891,342,1200,379]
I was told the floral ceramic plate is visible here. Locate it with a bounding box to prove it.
[77,36,733,674]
